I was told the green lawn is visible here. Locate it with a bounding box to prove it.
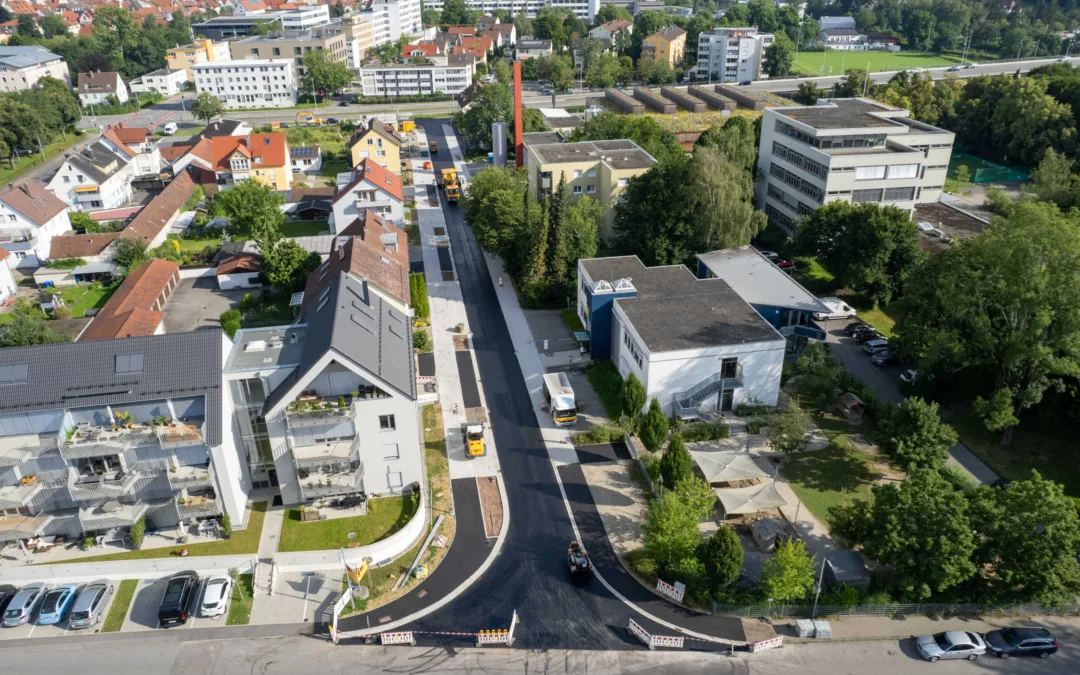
[781,444,880,527]
[101,579,138,632]
[281,221,329,237]
[319,159,350,177]
[65,502,267,563]
[793,50,959,76]
[174,237,221,253]
[277,496,419,552]
[858,305,898,337]
[226,574,254,625]
[561,309,584,333]
[793,257,837,295]
[54,283,118,318]
[242,294,295,328]
[286,126,349,156]
[585,360,623,419]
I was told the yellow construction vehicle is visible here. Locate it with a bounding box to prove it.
[296,111,323,126]
[463,408,487,457]
[400,120,416,133]
[429,140,438,154]
[439,167,461,203]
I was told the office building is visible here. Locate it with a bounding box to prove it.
[0,46,70,92]
[695,27,774,83]
[192,6,332,40]
[340,11,375,69]
[756,98,955,231]
[192,59,297,109]
[359,54,473,97]
[369,0,423,46]
[229,29,348,78]
[167,40,233,80]
[422,0,596,21]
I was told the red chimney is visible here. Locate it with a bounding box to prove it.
[514,60,523,168]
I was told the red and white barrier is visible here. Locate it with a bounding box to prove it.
[627,618,685,650]
[628,618,652,648]
[751,636,784,653]
[380,631,417,646]
[655,578,686,602]
[651,634,685,649]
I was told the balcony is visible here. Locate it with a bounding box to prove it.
[0,470,67,509]
[79,501,150,530]
[177,494,222,519]
[293,436,360,471]
[299,461,364,501]
[156,422,206,450]
[0,229,38,250]
[0,435,59,467]
[286,402,354,428]
[68,468,144,503]
[167,463,213,490]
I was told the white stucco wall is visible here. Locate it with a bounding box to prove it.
[211,333,250,527]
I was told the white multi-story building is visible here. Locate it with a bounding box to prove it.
[756,98,955,231]
[0,182,73,269]
[192,59,298,109]
[192,6,332,40]
[45,141,135,212]
[695,27,773,83]
[0,46,70,92]
[76,71,129,106]
[423,0,596,20]
[128,68,189,97]
[340,11,375,69]
[359,55,473,97]
[369,0,423,46]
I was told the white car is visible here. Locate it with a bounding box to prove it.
[199,575,232,618]
[964,63,979,69]
[1058,56,1072,62]
[900,369,917,384]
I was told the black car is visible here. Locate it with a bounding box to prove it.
[0,585,16,615]
[338,100,350,106]
[158,571,199,627]
[984,626,1058,659]
[845,321,870,336]
[326,117,340,125]
[855,329,884,344]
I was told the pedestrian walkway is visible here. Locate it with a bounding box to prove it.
[249,570,339,626]
[797,612,1080,643]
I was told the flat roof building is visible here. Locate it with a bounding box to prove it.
[229,29,347,78]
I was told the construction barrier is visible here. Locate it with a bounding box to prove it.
[656,578,686,602]
[475,610,518,647]
[751,636,784,653]
[380,631,417,646]
[627,618,685,650]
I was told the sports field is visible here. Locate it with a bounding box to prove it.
[793,50,961,76]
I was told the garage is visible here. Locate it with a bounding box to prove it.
[215,253,262,291]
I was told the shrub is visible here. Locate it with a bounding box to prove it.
[638,398,670,452]
[620,372,647,421]
[129,517,146,548]
[240,293,260,310]
[747,419,764,434]
[221,512,233,539]
[570,422,627,446]
[820,583,863,607]
[679,420,728,442]
[698,526,743,592]
[222,320,241,338]
[338,396,346,409]
[409,272,429,319]
[659,434,693,490]
[938,464,980,493]
[48,257,87,270]
[629,548,659,581]
[220,309,242,324]
[412,329,431,351]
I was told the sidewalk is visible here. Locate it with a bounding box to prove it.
[788,612,1080,643]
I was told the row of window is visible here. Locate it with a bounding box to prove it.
[764,203,794,230]
[776,121,887,150]
[623,330,644,370]
[851,186,917,203]
[772,142,829,180]
[853,164,919,181]
[769,164,823,201]
[766,183,815,216]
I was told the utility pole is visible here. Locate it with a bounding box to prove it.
[811,555,828,619]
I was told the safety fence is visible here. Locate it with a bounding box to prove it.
[713,602,1080,619]
[332,609,519,646]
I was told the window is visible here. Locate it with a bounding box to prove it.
[883,186,915,201]
[382,443,399,459]
[0,363,28,385]
[586,184,596,194]
[587,167,596,177]
[852,189,882,203]
[379,414,396,431]
[573,185,582,195]
[854,165,886,181]
[115,353,144,374]
[574,169,582,178]
[887,164,919,179]
[62,176,70,184]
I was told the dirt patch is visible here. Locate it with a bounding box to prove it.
[477,476,503,538]
[434,227,445,236]
[453,335,469,350]
[442,271,455,281]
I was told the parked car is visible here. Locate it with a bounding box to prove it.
[739,80,752,85]
[844,321,870,336]
[900,369,918,384]
[36,584,78,625]
[200,575,232,618]
[291,167,302,173]
[0,585,16,616]
[68,581,114,630]
[2,582,47,627]
[984,626,1058,658]
[964,63,979,68]
[908,67,925,73]
[158,571,199,628]
[559,88,574,94]
[871,350,897,366]
[813,297,857,321]
[326,117,340,125]
[776,259,796,271]
[1059,56,1072,62]
[757,249,780,262]
[855,329,884,344]
[483,74,495,83]
[863,338,888,354]
[162,122,177,135]
[916,631,987,662]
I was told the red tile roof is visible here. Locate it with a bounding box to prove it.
[120,171,198,246]
[216,252,262,275]
[334,157,404,204]
[337,210,407,267]
[78,259,179,341]
[101,128,138,158]
[210,134,288,171]
[447,26,475,36]
[112,126,150,145]
[302,237,408,309]
[401,43,439,58]
[160,144,194,163]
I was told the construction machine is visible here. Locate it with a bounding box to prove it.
[462,407,487,457]
[296,111,323,126]
[429,140,438,154]
[439,167,461,203]
[567,541,592,575]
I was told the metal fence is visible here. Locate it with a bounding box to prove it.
[714,602,1080,619]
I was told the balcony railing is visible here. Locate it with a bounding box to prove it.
[177,497,222,519]
[0,436,60,467]
[156,423,206,450]
[68,469,143,502]
[0,470,67,509]
[61,426,159,460]
[167,464,213,490]
[0,229,37,245]
[299,461,364,500]
[286,404,354,428]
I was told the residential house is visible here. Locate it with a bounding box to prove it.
[76,71,129,106]
[515,37,552,60]
[120,170,200,250]
[819,28,867,50]
[642,26,686,67]
[589,18,632,43]
[128,68,188,97]
[290,145,322,175]
[0,330,248,543]
[0,182,72,269]
[401,42,441,59]
[192,59,297,109]
[34,233,122,286]
[0,46,70,92]
[576,255,785,417]
[45,141,135,212]
[101,125,164,177]
[166,39,233,80]
[330,157,404,231]
[208,133,293,191]
[302,230,409,315]
[230,0,269,14]
[77,259,180,342]
[0,250,16,302]
[488,23,517,47]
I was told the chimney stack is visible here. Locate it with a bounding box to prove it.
[513,60,523,168]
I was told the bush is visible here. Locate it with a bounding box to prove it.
[638,398,670,452]
[352,93,453,104]
[412,329,431,351]
[819,583,863,607]
[239,293,260,310]
[220,309,242,324]
[620,372,647,421]
[222,320,241,338]
[221,511,232,539]
[629,548,659,581]
[747,418,764,434]
[938,464,980,493]
[48,257,87,270]
[129,517,146,549]
[698,526,743,592]
[679,420,728,442]
[659,434,693,490]
[570,422,627,446]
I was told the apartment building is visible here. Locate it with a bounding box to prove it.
[525,138,656,238]
[340,11,375,69]
[756,98,955,232]
[192,59,298,109]
[193,6,332,40]
[359,54,473,97]
[695,27,774,83]
[330,157,405,228]
[369,0,423,46]
[642,26,686,66]
[0,182,73,269]
[422,0,596,20]
[128,68,189,97]
[0,331,248,545]
[166,39,232,80]
[208,134,293,191]
[45,142,135,212]
[0,46,70,92]
[229,29,347,79]
[76,71,129,106]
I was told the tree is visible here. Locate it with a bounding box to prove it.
[698,527,743,592]
[693,116,756,174]
[409,272,430,319]
[594,5,632,25]
[440,0,475,26]
[584,52,621,89]
[967,471,1080,604]
[251,19,282,36]
[39,14,69,39]
[493,60,511,85]
[454,82,512,153]
[613,156,696,266]
[832,68,874,98]
[16,14,38,38]
[643,488,702,571]
[191,92,225,125]
[638,398,670,452]
[300,51,353,101]
[263,240,320,292]
[562,194,601,271]
[1025,147,1076,208]
[762,33,794,78]
[659,433,693,490]
[765,402,812,455]
[882,397,957,471]
[571,112,683,164]
[545,54,575,95]
[620,372,647,419]
[792,81,823,106]
[761,540,816,603]
[894,201,1080,444]
[686,146,766,251]
[795,202,925,306]
[0,304,69,347]
[112,238,150,271]
[212,179,285,250]
[832,469,976,600]
[953,164,971,187]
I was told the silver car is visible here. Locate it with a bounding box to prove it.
[199,575,231,618]
[68,580,114,629]
[2,582,47,627]
[863,338,888,354]
[917,631,987,662]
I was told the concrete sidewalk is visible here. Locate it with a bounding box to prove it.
[789,612,1080,643]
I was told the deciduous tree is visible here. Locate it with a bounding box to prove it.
[300,50,353,101]
[263,240,320,292]
[765,402,812,455]
[792,81,823,106]
[882,397,957,471]
[620,372,647,419]
[212,179,285,251]
[191,92,225,125]
[698,527,743,591]
[762,33,794,77]
[762,540,815,602]
[659,433,693,490]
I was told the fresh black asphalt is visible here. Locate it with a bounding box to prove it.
[576,441,633,464]
[455,350,482,410]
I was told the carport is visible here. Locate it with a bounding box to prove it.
[72,261,118,284]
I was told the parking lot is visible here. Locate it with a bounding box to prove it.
[0,581,120,640]
[162,277,255,334]
[122,577,226,632]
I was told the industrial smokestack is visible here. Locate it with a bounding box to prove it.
[514,60,523,168]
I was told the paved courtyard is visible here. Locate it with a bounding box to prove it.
[162,277,254,333]
[249,571,339,626]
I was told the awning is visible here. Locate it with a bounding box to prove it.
[73,261,119,275]
[715,481,787,515]
[691,450,770,483]
[573,331,591,342]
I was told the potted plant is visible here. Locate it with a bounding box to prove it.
[338,396,346,409]
[350,390,359,400]
[169,465,178,473]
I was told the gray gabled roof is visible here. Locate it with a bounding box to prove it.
[0,330,224,445]
[264,272,415,413]
[65,141,128,184]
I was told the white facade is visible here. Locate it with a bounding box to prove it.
[193,59,298,109]
[0,192,73,269]
[757,98,955,232]
[695,27,773,83]
[422,0,596,19]
[330,174,404,229]
[370,0,423,46]
[77,75,129,106]
[99,133,164,178]
[0,254,16,301]
[45,145,135,212]
[280,5,333,31]
[341,11,376,70]
[359,60,473,97]
[129,68,189,97]
[0,46,71,92]
[217,271,261,290]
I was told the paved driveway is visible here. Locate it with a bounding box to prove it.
[162,277,253,334]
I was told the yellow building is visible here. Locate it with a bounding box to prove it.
[642,26,687,67]
[348,118,402,172]
[524,137,657,239]
[211,134,293,192]
[166,39,231,80]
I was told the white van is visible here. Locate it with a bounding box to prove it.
[813,297,857,321]
[162,122,177,135]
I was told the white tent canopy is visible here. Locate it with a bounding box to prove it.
[715,481,787,516]
[690,450,770,483]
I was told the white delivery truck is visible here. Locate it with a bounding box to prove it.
[813,297,857,321]
[541,372,577,426]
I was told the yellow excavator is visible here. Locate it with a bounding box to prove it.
[439,167,461,204]
[296,111,323,126]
